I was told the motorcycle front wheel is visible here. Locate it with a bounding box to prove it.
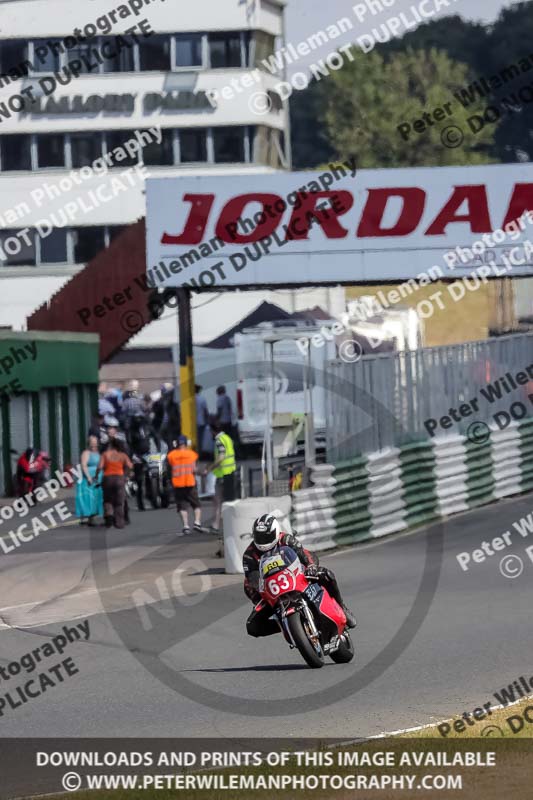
[287,612,324,669]
[330,631,355,664]
[146,475,161,509]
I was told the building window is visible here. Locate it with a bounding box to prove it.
[209,32,242,68]
[70,132,103,168]
[179,129,207,163]
[39,228,68,264]
[106,131,138,166]
[101,36,135,72]
[73,227,106,263]
[213,126,245,163]
[68,42,100,74]
[139,34,171,71]
[242,31,252,68]
[1,134,32,170]
[32,39,61,72]
[175,34,203,68]
[37,133,65,168]
[141,128,174,165]
[0,40,28,75]
[0,229,36,266]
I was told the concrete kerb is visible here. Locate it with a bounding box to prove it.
[90,359,445,717]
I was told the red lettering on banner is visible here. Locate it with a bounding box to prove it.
[357,188,426,237]
[215,193,284,244]
[285,191,353,240]
[425,185,491,235]
[502,184,533,228]
[161,194,214,245]
[158,181,531,247]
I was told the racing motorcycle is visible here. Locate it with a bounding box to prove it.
[258,545,354,668]
[15,448,50,498]
[128,449,170,510]
[144,448,170,509]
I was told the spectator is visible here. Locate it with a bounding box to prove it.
[101,419,131,524]
[88,413,106,444]
[204,420,236,533]
[216,385,233,435]
[128,412,159,511]
[122,380,143,430]
[105,388,122,417]
[141,393,153,417]
[100,416,127,451]
[75,435,103,526]
[167,435,203,536]
[98,382,114,417]
[195,384,209,455]
[154,383,181,447]
[151,387,165,433]
[97,438,132,529]
[98,396,115,417]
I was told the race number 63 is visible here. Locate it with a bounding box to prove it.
[267,572,295,596]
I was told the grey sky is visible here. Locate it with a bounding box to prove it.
[284,0,520,71]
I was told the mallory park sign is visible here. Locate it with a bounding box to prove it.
[19,90,214,117]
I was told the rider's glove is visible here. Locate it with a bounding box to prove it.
[305,564,320,578]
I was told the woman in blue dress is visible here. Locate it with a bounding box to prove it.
[76,435,104,526]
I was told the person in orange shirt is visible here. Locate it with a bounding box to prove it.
[166,435,203,536]
[96,439,133,529]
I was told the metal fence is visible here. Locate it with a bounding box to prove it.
[325,333,533,463]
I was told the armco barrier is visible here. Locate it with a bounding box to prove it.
[290,419,533,551]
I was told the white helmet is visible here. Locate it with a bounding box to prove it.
[252,514,281,552]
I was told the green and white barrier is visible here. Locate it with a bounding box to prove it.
[291,418,533,551]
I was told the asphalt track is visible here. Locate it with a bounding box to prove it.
[0,490,532,739]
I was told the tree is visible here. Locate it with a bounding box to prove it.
[379,15,488,75]
[485,1,533,161]
[319,48,496,168]
[289,81,335,169]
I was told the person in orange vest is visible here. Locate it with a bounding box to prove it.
[166,435,203,536]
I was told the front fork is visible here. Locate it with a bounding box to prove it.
[278,600,321,650]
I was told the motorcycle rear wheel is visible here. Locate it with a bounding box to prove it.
[330,631,354,664]
[287,612,324,669]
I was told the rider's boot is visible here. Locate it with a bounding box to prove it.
[342,606,357,629]
[321,569,357,629]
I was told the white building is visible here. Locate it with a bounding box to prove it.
[0,0,340,343]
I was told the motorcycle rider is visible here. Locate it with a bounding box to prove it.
[127,412,161,511]
[243,513,356,637]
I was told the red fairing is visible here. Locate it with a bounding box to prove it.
[260,561,308,606]
[260,562,345,633]
[317,591,346,635]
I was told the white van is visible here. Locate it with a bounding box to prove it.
[234,323,336,445]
